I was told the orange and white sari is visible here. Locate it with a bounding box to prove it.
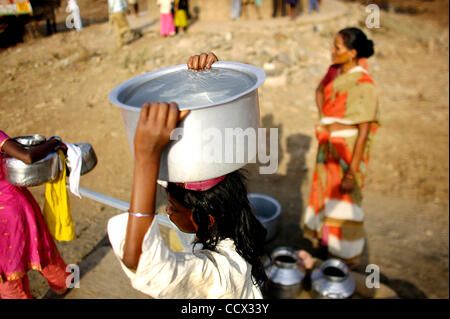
[303,65,380,263]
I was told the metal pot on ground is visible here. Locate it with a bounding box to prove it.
[311,258,355,299]
[247,193,281,241]
[264,246,305,299]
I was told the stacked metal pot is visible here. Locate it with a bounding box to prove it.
[1,135,97,187]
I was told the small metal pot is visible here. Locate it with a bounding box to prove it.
[247,193,281,241]
[109,62,265,182]
[1,135,60,187]
[264,247,305,299]
[14,134,46,148]
[66,143,98,176]
[311,258,355,299]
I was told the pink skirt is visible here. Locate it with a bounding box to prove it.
[160,13,175,36]
[0,182,59,283]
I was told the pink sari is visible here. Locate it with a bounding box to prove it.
[160,13,175,36]
[0,131,65,285]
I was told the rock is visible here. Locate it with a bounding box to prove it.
[224,32,233,41]
[264,70,288,87]
[277,52,293,66]
[35,102,47,109]
[54,52,81,69]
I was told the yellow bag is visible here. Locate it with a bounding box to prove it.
[43,150,76,241]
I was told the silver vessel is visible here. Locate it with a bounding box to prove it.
[1,135,60,187]
[264,247,305,298]
[2,137,98,187]
[109,62,266,182]
[311,258,355,299]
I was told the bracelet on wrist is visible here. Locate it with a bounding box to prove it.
[49,136,62,148]
[128,211,155,218]
[49,135,62,142]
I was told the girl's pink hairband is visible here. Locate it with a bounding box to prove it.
[175,175,226,191]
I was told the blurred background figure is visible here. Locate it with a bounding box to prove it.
[285,0,297,20]
[272,0,286,17]
[127,0,139,17]
[231,0,242,20]
[108,0,140,47]
[174,0,189,34]
[157,0,175,37]
[308,0,319,13]
[242,0,262,20]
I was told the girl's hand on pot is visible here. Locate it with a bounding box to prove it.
[134,102,189,161]
[187,52,218,71]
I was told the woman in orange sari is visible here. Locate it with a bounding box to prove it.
[302,27,379,267]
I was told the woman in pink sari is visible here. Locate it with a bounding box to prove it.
[157,0,176,37]
[0,131,69,299]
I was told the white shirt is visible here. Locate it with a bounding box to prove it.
[107,213,263,299]
[108,0,128,13]
[157,0,174,14]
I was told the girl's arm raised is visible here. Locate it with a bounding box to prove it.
[122,102,188,270]
[122,52,216,269]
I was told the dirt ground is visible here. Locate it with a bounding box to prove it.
[0,0,448,299]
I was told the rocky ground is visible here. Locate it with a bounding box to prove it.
[0,0,448,299]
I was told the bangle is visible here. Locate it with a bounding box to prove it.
[49,135,62,142]
[49,136,62,147]
[128,211,155,218]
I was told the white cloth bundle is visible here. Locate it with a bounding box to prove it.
[65,143,82,198]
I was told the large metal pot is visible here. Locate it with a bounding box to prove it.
[311,258,355,299]
[1,135,60,187]
[109,62,265,182]
[264,247,305,299]
[248,193,281,241]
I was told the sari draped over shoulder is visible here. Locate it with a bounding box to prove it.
[302,65,380,263]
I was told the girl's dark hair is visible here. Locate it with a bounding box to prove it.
[167,170,267,286]
[339,27,374,58]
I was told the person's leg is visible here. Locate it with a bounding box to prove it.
[116,11,132,45]
[241,2,248,19]
[314,0,319,12]
[289,4,296,20]
[254,3,262,19]
[111,13,124,47]
[281,0,287,16]
[0,276,33,299]
[231,0,240,19]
